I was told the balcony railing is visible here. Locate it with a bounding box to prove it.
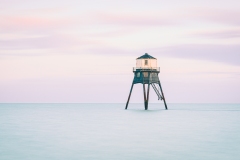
[133,67,160,72]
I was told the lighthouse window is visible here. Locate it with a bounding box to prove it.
[145,60,148,65]
[137,72,140,77]
[143,72,148,77]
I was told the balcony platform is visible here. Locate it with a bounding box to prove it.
[133,67,160,72]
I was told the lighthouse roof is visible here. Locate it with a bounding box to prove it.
[137,53,156,59]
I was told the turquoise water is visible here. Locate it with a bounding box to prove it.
[0,103,240,160]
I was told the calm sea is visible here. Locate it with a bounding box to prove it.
[0,103,239,160]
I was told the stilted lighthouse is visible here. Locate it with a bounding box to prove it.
[125,53,168,110]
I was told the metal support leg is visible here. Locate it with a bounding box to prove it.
[158,80,168,110]
[125,82,134,109]
[146,83,150,110]
[143,84,147,110]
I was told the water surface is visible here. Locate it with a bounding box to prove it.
[0,103,239,160]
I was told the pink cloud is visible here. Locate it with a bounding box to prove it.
[82,8,240,27]
[0,15,72,32]
[0,35,102,55]
[189,29,240,39]
[1,8,240,34]
[178,8,240,25]
[148,44,240,66]
[90,12,177,26]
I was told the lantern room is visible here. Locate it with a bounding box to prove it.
[136,53,157,69]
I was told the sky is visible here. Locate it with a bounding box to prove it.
[0,0,240,103]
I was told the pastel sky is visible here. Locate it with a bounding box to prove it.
[1,0,240,103]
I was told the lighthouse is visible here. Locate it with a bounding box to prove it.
[125,53,168,110]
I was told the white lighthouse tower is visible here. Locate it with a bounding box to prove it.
[125,53,168,110]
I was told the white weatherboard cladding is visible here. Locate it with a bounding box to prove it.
[136,59,157,68]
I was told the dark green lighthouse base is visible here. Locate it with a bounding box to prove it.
[125,68,168,110]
